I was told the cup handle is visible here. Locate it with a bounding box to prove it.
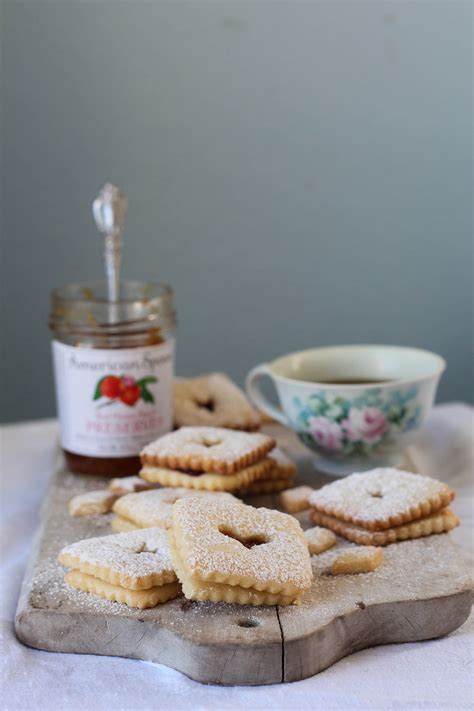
[245,364,289,427]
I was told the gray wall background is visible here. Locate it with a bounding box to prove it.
[1,0,473,423]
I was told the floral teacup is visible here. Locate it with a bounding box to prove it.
[246,345,445,476]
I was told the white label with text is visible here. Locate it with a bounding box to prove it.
[52,340,174,457]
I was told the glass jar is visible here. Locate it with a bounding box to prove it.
[49,280,176,476]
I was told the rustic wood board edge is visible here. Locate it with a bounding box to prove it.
[16,587,473,686]
[279,590,473,682]
[16,607,284,686]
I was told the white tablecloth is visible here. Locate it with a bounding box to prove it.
[1,405,473,711]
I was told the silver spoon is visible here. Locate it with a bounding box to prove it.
[92,183,127,312]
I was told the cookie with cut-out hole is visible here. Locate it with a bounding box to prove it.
[308,468,455,532]
[68,490,117,517]
[108,476,154,497]
[141,426,275,474]
[169,497,312,605]
[59,528,177,590]
[310,507,459,546]
[173,373,261,431]
[140,458,273,491]
[112,488,237,530]
[332,546,384,575]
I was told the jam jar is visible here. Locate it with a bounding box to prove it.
[49,280,176,476]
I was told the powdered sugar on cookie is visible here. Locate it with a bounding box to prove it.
[309,468,454,531]
[141,427,275,474]
[113,488,236,528]
[171,497,312,594]
[310,507,459,546]
[59,528,176,588]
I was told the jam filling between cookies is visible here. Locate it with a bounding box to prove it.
[176,468,206,477]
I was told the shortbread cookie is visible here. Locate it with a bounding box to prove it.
[68,490,117,517]
[59,528,177,590]
[332,546,384,575]
[141,426,275,474]
[239,478,295,496]
[108,476,153,497]
[237,449,296,495]
[308,468,455,531]
[279,485,314,513]
[268,448,297,479]
[111,515,139,533]
[140,458,273,491]
[113,489,236,529]
[65,570,181,609]
[304,526,337,555]
[247,460,295,483]
[310,508,460,546]
[173,373,261,431]
[170,559,297,606]
[169,497,312,605]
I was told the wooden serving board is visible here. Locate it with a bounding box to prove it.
[15,426,473,686]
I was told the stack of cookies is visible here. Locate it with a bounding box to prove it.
[239,447,297,495]
[168,496,313,605]
[139,426,296,496]
[58,528,181,609]
[308,468,459,546]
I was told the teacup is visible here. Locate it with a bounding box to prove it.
[246,345,445,476]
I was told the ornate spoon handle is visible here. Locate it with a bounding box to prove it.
[92,183,127,305]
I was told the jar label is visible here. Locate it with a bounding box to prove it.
[52,340,175,457]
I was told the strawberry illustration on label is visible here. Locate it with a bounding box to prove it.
[99,376,122,399]
[93,374,158,407]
